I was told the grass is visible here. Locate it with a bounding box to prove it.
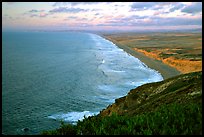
[41,102,202,135]
[103,32,202,74]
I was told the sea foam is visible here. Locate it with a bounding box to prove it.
[48,111,99,124]
[48,33,163,124]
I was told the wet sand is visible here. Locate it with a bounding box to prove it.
[102,36,181,79]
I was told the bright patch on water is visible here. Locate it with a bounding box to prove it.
[48,111,99,125]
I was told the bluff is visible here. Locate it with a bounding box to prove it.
[42,71,202,135]
[99,71,202,117]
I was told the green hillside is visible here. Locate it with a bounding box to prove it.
[42,71,202,135]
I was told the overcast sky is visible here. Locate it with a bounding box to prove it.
[2,2,202,31]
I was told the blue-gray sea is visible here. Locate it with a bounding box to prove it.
[2,31,163,135]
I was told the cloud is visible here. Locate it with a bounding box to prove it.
[144,16,202,26]
[96,23,128,27]
[130,2,172,13]
[130,15,148,19]
[52,2,101,7]
[29,9,45,13]
[30,14,48,18]
[3,2,202,31]
[29,9,39,13]
[64,16,89,22]
[67,16,78,19]
[49,7,88,13]
[39,13,49,17]
[99,14,202,27]
[52,2,66,6]
[76,23,94,27]
[181,2,202,14]
[130,2,187,13]
[23,9,49,18]
[71,2,102,6]
[98,15,145,27]
[169,3,185,12]
[131,2,155,10]
[2,14,13,20]
[94,13,100,16]
[30,14,38,18]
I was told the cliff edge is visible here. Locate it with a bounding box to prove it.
[42,71,202,135]
[99,71,202,117]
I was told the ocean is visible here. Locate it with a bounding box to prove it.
[2,31,163,135]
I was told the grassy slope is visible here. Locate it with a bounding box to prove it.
[99,71,202,116]
[42,71,202,135]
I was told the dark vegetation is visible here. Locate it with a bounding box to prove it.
[42,102,202,135]
[42,71,202,135]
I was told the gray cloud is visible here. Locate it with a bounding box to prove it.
[49,7,88,13]
[131,2,187,13]
[100,15,144,27]
[2,14,13,20]
[169,3,185,12]
[94,13,100,16]
[96,22,129,27]
[144,16,202,26]
[114,15,149,22]
[29,9,45,13]
[100,14,202,27]
[30,14,48,18]
[70,2,101,6]
[90,9,102,12]
[52,2,66,6]
[130,2,174,10]
[52,2,101,7]
[181,2,202,14]
[67,16,78,19]
[3,14,23,21]
[64,16,89,22]
[30,14,38,18]
[77,23,93,27]
[23,9,49,18]
[29,9,39,13]
[3,14,9,17]
[131,2,155,10]
[131,15,148,19]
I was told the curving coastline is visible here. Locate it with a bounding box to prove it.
[41,32,202,135]
[100,34,181,79]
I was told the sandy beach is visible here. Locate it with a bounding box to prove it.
[102,35,181,79]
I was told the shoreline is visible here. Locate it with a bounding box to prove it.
[100,34,181,79]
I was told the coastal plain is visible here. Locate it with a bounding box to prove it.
[102,32,202,79]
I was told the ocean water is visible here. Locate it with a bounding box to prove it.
[2,31,163,135]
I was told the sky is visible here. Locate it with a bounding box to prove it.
[2,2,202,32]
